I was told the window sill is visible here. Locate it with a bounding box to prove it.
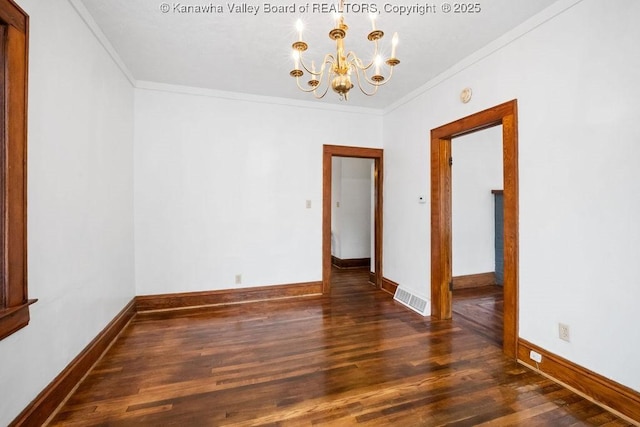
[0,299,38,341]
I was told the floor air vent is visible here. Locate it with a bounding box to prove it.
[394,287,430,316]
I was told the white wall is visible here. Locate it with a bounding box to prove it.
[383,0,640,392]
[370,161,375,273]
[0,0,135,424]
[134,89,382,295]
[452,126,503,276]
[331,158,342,257]
[331,157,373,260]
[3,2,638,424]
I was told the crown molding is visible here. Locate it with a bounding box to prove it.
[135,80,384,116]
[66,0,585,117]
[67,0,136,86]
[68,0,381,115]
[383,0,584,115]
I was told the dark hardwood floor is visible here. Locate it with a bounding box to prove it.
[47,269,631,426]
[452,285,504,347]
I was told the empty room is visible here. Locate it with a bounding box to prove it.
[1,0,639,425]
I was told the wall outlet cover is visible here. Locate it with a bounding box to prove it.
[559,323,570,342]
[530,350,542,363]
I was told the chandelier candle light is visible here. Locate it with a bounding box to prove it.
[289,1,400,100]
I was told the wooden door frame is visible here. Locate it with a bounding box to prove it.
[323,145,383,293]
[430,100,519,358]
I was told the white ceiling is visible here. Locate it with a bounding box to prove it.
[78,0,560,109]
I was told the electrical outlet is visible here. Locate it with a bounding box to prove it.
[529,350,542,363]
[235,274,242,285]
[306,200,312,209]
[559,323,570,342]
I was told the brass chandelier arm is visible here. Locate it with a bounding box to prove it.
[349,60,376,86]
[346,42,379,72]
[360,59,399,87]
[352,67,380,97]
[299,53,335,78]
[288,1,399,101]
[311,83,331,99]
[374,64,396,86]
[347,53,373,72]
[367,63,396,87]
[351,59,396,87]
[294,76,321,93]
[292,63,332,99]
[310,60,336,99]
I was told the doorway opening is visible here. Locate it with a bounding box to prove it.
[323,145,383,293]
[430,100,518,358]
[451,126,504,346]
[330,157,375,271]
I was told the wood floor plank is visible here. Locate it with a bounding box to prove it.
[46,268,633,426]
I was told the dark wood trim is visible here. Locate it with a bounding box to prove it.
[518,339,640,424]
[491,189,504,195]
[0,298,36,340]
[502,109,519,359]
[431,100,519,359]
[0,0,27,32]
[331,256,371,269]
[452,272,496,289]
[323,145,383,294]
[381,276,399,296]
[0,0,32,341]
[136,281,323,312]
[10,299,137,427]
[368,271,376,285]
[430,134,452,319]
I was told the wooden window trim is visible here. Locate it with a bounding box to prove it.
[0,0,34,341]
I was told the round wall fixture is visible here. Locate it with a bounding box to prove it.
[460,87,472,103]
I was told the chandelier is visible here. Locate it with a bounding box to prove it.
[289,1,400,101]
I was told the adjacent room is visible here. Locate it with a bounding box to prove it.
[1,0,639,425]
